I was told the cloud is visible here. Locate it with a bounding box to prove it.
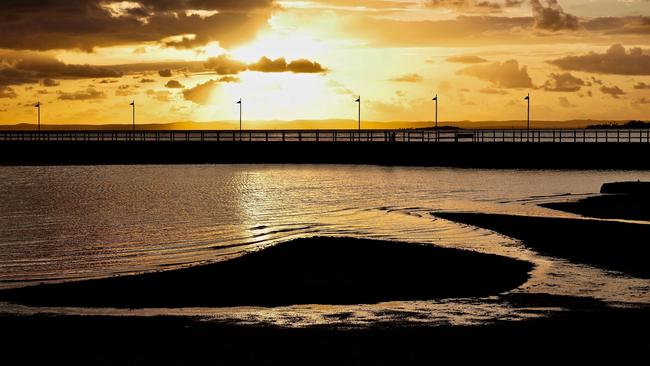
[479,87,509,95]
[0,86,17,99]
[165,80,185,88]
[600,85,626,98]
[248,57,289,72]
[542,72,585,92]
[146,89,173,102]
[633,98,650,108]
[531,0,580,31]
[140,78,155,83]
[634,82,650,90]
[158,69,172,77]
[427,0,524,13]
[558,96,577,108]
[457,60,533,88]
[58,87,106,100]
[204,55,248,75]
[0,52,122,91]
[389,73,424,82]
[286,59,327,73]
[446,55,488,64]
[183,80,218,105]
[42,78,59,87]
[217,76,240,83]
[0,1,275,51]
[590,77,603,85]
[205,55,327,75]
[548,44,650,75]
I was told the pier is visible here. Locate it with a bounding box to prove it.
[1,128,650,143]
[1,128,649,168]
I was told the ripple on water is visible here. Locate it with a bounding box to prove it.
[0,165,649,326]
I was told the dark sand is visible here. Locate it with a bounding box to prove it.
[542,194,650,221]
[1,293,649,365]
[434,212,650,278]
[0,236,532,308]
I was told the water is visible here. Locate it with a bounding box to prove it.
[1,165,649,327]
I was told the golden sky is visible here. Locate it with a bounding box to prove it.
[0,0,649,127]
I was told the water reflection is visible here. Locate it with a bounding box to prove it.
[0,165,649,325]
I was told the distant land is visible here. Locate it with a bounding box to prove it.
[0,119,647,131]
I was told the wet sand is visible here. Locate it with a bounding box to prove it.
[434,212,650,278]
[0,236,532,308]
[1,293,649,365]
[541,194,650,221]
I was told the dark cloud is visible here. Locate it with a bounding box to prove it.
[389,73,424,82]
[248,57,288,72]
[158,69,172,77]
[183,79,218,105]
[542,72,585,92]
[165,80,185,88]
[0,1,275,51]
[558,96,577,108]
[42,78,60,87]
[100,79,119,84]
[140,78,156,83]
[446,55,488,64]
[634,82,650,90]
[286,59,327,73]
[58,87,106,100]
[205,56,327,74]
[0,53,122,92]
[248,57,327,73]
[217,76,241,83]
[531,0,580,31]
[457,60,533,88]
[548,44,650,75]
[204,55,248,75]
[633,97,650,108]
[600,85,626,98]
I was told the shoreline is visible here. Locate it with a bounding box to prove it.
[433,212,650,278]
[1,294,649,364]
[0,236,532,308]
[541,194,650,221]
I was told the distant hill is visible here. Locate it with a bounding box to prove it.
[0,119,639,131]
[586,120,650,129]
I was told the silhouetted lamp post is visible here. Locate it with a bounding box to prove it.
[432,94,438,142]
[35,101,41,132]
[237,98,242,141]
[355,96,361,141]
[524,93,530,142]
[130,100,135,132]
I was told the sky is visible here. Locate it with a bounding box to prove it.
[0,0,649,127]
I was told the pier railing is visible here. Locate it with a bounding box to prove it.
[1,129,649,143]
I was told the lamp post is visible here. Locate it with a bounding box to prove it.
[130,100,135,132]
[236,98,242,141]
[524,93,530,142]
[35,101,41,132]
[432,94,438,142]
[355,96,360,141]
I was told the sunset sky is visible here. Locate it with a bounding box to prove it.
[0,0,649,127]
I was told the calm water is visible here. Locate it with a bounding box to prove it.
[1,165,649,326]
